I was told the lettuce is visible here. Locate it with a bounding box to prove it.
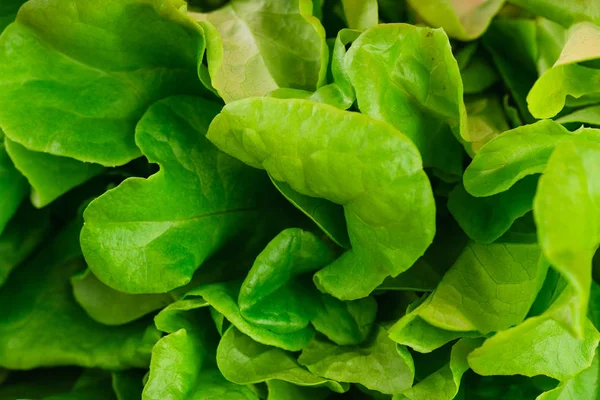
[2,0,600,398]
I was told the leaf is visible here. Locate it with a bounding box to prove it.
[298,326,415,395]
[207,97,435,300]
[468,287,600,381]
[345,23,466,177]
[407,0,504,41]
[420,241,547,333]
[188,282,315,351]
[396,338,484,400]
[0,135,27,234]
[528,22,600,119]
[196,0,327,103]
[0,201,51,286]
[533,138,600,336]
[556,104,600,127]
[271,180,350,248]
[238,228,336,335]
[5,138,104,208]
[536,349,599,400]
[0,220,160,370]
[461,53,499,95]
[216,327,348,392]
[112,370,145,400]
[507,0,600,28]
[0,0,207,166]
[448,175,538,244]
[266,381,332,400]
[81,96,272,294]
[71,269,174,326]
[342,0,378,30]
[463,119,572,197]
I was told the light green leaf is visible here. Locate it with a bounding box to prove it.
[71,269,173,326]
[0,0,208,166]
[0,201,51,286]
[207,97,435,300]
[448,176,538,244]
[5,138,103,208]
[188,282,314,351]
[396,338,484,400]
[536,349,599,400]
[216,327,348,392]
[196,0,327,103]
[468,288,600,381]
[407,0,504,41]
[298,325,415,395]
[528,22,600,119]
[415,241,547,333]
[507,0,600,28]
[81,96,272,294]
[342,0,378,30]
[0,220,160,370]
[556,104,600,127]
[464,119,572,197]
[534,137,600,336]
[464,94,510,153]
[271,179,350,248]
[345,23,466,177]
[238,228,335,335]
[0,136,27,234]
[461,53,499,95]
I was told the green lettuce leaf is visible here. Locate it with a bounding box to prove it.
[266,381,332,400]
[507,0,600,28]
[0,0,208,166]
[0,220,160,370]
[406,0,504,41]
[298,326,415,395]
[207,97,435,300]
[81,96,272,293]
[536,349,599,400]
[112,370,145,400]
[341,0,378,30]
[528,22,600,119]
[0,0,26,33]
[464,94,510,153]
[196,0,327,102]
[5,138,104,208]
[533,136,600,336]
[71,269,173,326]
[216,326,348,392]
[345,23,466,177]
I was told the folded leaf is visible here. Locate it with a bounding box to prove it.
[0,0,207,166]
[216,327,348,392]
[448,176,538,244]
[5,138,103,208]
[207,97,435,300]
[0,220,160,370]
[464,95,510,153]
[464,120,572,197]
[188,282,315,351]
[528,22,600,119]
[536,349,599,400]
[396,338,484,400]
[408,0,503,41]
[81,96,272,293]
[71,269,173,326]
[534,137,600,336]
[345,23,465,177]
[238,228,336,334]
[0,136,27,234]
[298,326,415,395]
[196,0,327,102]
